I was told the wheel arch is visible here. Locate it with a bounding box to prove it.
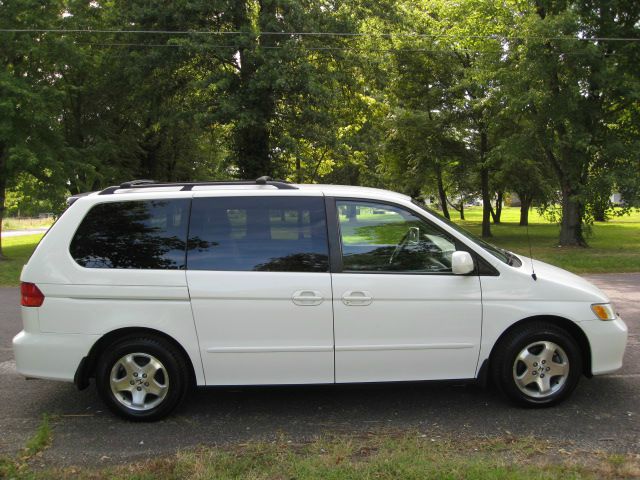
[487,315,592,379]
[74,327,198,390]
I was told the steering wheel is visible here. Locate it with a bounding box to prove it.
[388,229,412,265]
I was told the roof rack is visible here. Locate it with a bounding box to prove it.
[120,179,157,188]
[98,176,297,195]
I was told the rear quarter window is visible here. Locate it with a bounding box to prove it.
[70,199,190,269]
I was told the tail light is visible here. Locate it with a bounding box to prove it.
[21,282,45,307]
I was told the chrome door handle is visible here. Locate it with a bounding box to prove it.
[342,290,373,306]
[292,290,324,306]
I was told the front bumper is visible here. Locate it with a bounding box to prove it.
[579,317,628,375]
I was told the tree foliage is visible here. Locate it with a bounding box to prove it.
[1,0,638,256]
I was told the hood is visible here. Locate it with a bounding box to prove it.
[513,254,610,303]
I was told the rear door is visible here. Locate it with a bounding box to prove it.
[186,193,334,385]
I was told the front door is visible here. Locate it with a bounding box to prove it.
[331,199,482,383]
[186,193,334,385]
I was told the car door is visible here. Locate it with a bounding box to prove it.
[330,198,482,383]
[186,193,334,385]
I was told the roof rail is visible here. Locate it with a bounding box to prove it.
[120,179,157,188]
[98,177,297,195]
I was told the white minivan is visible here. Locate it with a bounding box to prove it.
[13,178,628,421]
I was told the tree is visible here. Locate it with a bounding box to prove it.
[418,0,519,237]
[502,0,640,245]
[493,139,555,227]
[490,98,556,227]
[447,0,515,238]
[0,0,64,258]
[379,1,478,219]
[180,0,364,180]
[59,0,229,189]
[3,0,639,259]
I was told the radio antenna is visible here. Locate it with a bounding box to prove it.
[526,218,537,281]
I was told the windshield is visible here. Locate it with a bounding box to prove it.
[412,200,520,266]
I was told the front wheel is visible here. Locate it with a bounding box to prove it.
[95,335,190,421]
[492,322,583,407]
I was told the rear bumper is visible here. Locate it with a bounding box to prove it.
[580,317,628,375]
[12,330,99,382]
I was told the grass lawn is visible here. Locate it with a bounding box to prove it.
[453,207,640,274]
[1,429,638,479]
[2,217,54,231]
[0,234,44,286]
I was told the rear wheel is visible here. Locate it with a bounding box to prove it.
[492,322,582,407]
[95,335,189,421]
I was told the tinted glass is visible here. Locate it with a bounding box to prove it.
[188,196,329,272]
[70,199,190,269]
[411,200,514,265]
[337,201,456,273]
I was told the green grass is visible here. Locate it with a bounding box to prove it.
[23,414,52,457]
[0,234,44,286]
[453,207,640,273]
[2,217,54,231]
[4,433,639,479]
[0,414,52,479]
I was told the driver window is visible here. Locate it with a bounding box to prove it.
[337,200,456,273]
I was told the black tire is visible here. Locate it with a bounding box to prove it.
[491,322,582,407]
[95,334,190,421]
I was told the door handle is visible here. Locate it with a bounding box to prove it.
[292,290,324,306]
[342,290,373,306]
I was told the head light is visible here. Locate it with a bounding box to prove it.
[591,303,616,321]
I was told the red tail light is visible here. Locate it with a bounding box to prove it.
[21,282,45,307]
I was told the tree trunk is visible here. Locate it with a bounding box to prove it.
[234,108,272,179]
[519,193,532,226]
[559,184,586,246]
[459,202,465,220]
[435,164,450,220]
[519,203,529,226]
[489,191,503,224]
[494,190,503,223]
[592,195,608,222]
[479,130,491,238]
[0,147,6,260]
[295,157,302,183]
[593,207,606,222]
[0,184,5,260]
[346,203,357,223]
[0,188,6,261]
[231,2,276,180]
[481,167,492,237]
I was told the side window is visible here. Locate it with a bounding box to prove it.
[337,200,456,273]
[70,199,190,269]
[187,196,329,272]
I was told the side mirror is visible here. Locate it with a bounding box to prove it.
[452,251,474,275]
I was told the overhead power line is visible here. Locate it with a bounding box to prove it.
[73,41,625,57]
[77,42,495,54]
[0,28,639,42]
